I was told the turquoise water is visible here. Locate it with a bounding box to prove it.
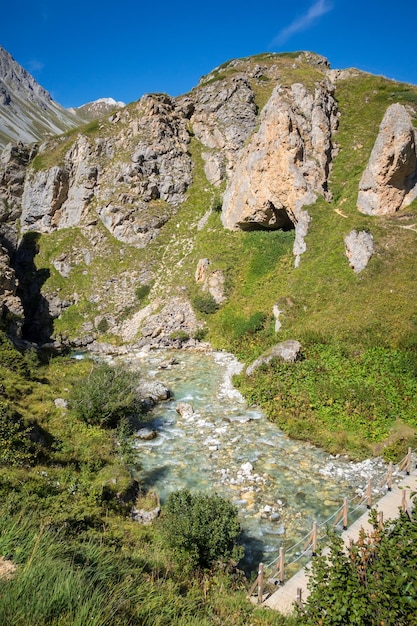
[112,349,387,565]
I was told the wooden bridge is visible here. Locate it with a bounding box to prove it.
[248,448,417,615]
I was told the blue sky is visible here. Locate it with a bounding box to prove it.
[2,0,417,108]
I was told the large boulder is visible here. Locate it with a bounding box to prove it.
[344,230,374,273]
[246,340,302,376]
[357,103,417,215]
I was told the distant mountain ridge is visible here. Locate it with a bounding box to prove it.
[69,97,126,122]
[0,45,82,149]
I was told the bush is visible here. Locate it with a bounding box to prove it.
[299,505,417,625]
[192,293,219,315]
[135,284,151,301]
[169,330,189,342]
[0,403,37,466]
[161,490,241,569]
[69,363,142,428]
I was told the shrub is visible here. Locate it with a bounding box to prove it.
[96,317,109,334]
[0,403,36,466]
[69,363,142,428]
[135,284,151,301]
[299,505,417,625]
[169,330,189,342]
[192,293,219,315]
[161,490,241,569]
[192,328,208,342]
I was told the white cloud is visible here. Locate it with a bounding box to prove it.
[272,0,333,46]
[28,59,45,73]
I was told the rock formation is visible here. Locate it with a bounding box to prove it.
[221,81,338,264]
[357,103,417,215]
[246,340,302,376]
[344,230,374,273]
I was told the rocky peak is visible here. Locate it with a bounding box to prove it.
[0,45,82,149]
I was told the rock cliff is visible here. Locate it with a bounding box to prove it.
[0,50,416,351]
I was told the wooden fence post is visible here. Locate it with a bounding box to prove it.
[343,497,348,530]
[387,461,393,491]
[406,447,412,475]
[257,563,264,604]
[312,521,318,556]
[279,547,285,584]
[366,479,372,509]
[378,510,384,529]
[402,489,407,512]
[296,587,303,607]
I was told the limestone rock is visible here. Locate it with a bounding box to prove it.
[195,258,226,304]
[176,402,194,418]
[221,82,338,263]
[189,75,258,186]
[344,230,374,273]
[246,340,302,376]
[357,103,417,215]
[0,142,37,246]
[136,381,171,404]
[137,297,199,349]
[0,243,24,335]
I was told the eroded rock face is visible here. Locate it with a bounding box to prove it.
[221,81,338,263]
[0,243,24,335]
[357,103,417,215]
[20,93,193,246]
[195,258,226,304]
[344,230,374,273]
[188,75,258,185]
[0,142,37,247]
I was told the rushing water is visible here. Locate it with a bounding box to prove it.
[109,348,388,566]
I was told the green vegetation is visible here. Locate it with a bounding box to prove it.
[69,362,143,429]
[192,292,219,314]
[235,338,417,460]
[298,505,417,625]
[160,490,241,569]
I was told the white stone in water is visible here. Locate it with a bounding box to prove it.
[241,462,253,474]
[262,505,272,513]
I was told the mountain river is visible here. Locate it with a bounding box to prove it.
[107,348,388,567]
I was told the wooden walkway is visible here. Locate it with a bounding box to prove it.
[261,467,417,615]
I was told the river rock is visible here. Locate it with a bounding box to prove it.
[136,381,171,408]
[246,340,302,376]
[176,402,194,418]
[136,428,157,440]
[131,506,161,524]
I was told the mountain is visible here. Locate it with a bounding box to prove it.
[69,97,126,122]
[1,50,417,458]
[0,45,82,149]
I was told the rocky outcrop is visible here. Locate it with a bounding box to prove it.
[0,243,24,335]
[135,297,201,349]
[344,230,374,273]
[188,75,258,185]
[246,340,302,376]
[221,81,338,264]
[20,94,193,247]
[357,103,417,215]
[195,258,226,304]
[0,142,37,247]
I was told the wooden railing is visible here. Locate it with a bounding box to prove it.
[248,447,416,603]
